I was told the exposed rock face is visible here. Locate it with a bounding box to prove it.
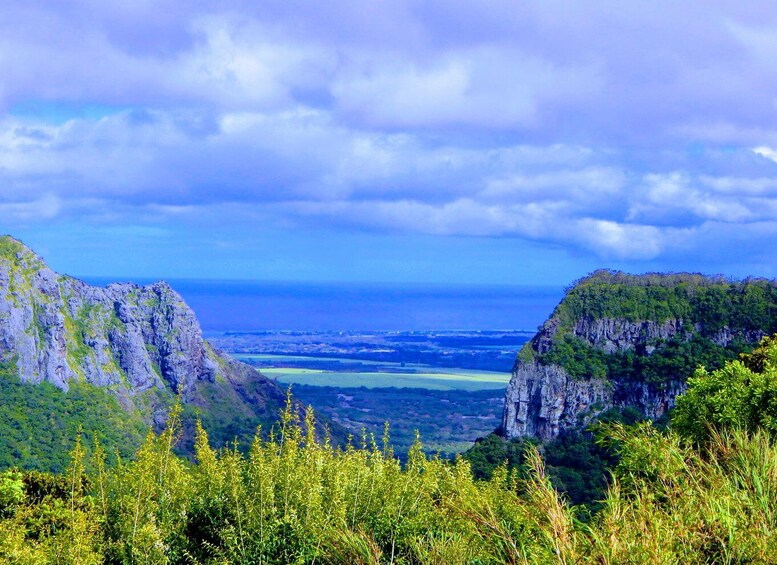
[502,363,611,441]
[572,317,766,354]
[531,316,700,356]
[502,360,686,441]
[0,235,318,440]
[501,271,773,441]
[0,237,218,398]
[573,317,692,353]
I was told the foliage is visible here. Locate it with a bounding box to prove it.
[3,379,777,563]
[673,335,777,444]
[584,425,777,562]
[0,471,24,515]
[179,382,273,456]
[540,333,746,384]
[3,398,777,563]
[464,408,646,507]
[0,435,103,564]
[542,408,643,509]
[464,433,533,481]
[0,397,580,564]
[557,270,777,332]
[540,334,609,379]
[0,369,147,473]
[8,346,777,563]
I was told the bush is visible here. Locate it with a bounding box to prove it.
[673,335,777,444]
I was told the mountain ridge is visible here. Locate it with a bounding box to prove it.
[0,235,343,468]
[501,269,777,441]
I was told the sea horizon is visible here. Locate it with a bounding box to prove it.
[83,277,564,333]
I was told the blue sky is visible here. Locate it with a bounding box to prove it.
[3,1,777,285]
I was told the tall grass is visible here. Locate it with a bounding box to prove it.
[585,424,777,563]
[2,398,777,563]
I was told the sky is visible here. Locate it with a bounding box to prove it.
[3,1,777,285]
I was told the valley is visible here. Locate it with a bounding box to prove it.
[4,238,777,562]
[208,330,530,455]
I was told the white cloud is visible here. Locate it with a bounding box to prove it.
[628,172,777,225]
[3,101,777,265]
[2,1,777,271]
[753,146,777,163]
[575,220,666,260]
[481,167,626,206]
[331,47,601,129]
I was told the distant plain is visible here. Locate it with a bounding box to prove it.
[236,357,511,390]
[210,329,530,455]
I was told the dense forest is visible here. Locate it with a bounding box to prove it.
[3,338,777,563]
[0,361,147,473]
[556,270,777,332]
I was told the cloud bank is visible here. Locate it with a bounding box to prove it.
[2,1,777,267]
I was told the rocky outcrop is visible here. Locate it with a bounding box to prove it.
[0,237,220,398]
[501,271,774,441]
[0,235,338,441]
[574,317,692,353]
[502,363,611,441]
[501,360,687,441]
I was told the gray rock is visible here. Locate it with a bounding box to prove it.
[0,236,256,403]
[573,317,692,353]
[503,310,766,441]
[502,363,611,441]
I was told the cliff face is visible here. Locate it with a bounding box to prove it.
[502,360,687,442]
[502,321,690,441]
[1,236,221,395]
[530,316,691,355]
[502,271,775,441]
[0,236,322,442]
[502,363,611,441]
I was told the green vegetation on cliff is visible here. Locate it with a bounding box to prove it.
[0,236,39,267]
[556,270,777,331]
[531,270,776,384]
[0,364,329,474]
[541,333,747,384]
[0,364,147,474]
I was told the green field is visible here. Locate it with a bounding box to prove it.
[257,367,510,390]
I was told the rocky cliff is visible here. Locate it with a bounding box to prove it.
[502,270,777,441]
[0,235,338,447]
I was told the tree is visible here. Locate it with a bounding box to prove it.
[672,335,777,444]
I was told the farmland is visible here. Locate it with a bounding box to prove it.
[209,330,528,454]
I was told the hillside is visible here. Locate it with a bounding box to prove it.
[502,270,777,441]
[0,236,343,471]
[5,341,777,563]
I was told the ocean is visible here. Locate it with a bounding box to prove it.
[85,279,564,333]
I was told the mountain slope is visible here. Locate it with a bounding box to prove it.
[0,235,343,469]
[502,270,777,441]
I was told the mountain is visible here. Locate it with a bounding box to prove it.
[501,270,777,441]
[0,235,343,470]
